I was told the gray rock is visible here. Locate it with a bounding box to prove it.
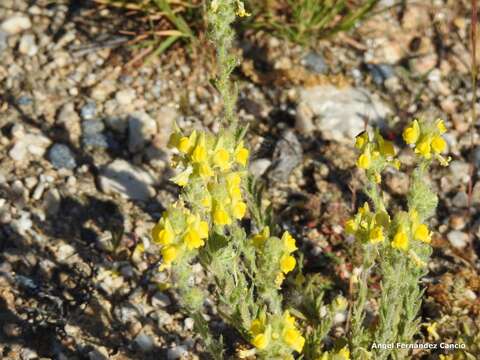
[83,132,108,149]
[268,130,302,182]
[295,101,315,134]
[447,230,469,249]
[128,112,157,152]
[249,158,272,177]
[449,160,470,185]
[152,292,171,307]
[48,144,76,170]
[0,31,7,52]
[82,120,105,135]
[81,102,97,120]
[303,52,328,74]
[43,188,61,215]
[365,63,395,85]
[452,191,469,208]
[99,159,155,201]
[299,85,391,143]
[18,34,38,56]
[134,332,154,353]
[1,15,31,34]
[473,146,480,168]
[167,345,187,360]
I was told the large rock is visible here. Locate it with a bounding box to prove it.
[128,111,158,152]
[297,85,391,143]
[99,159,155,201]
[1,15,31,35]
[9,133,52,163]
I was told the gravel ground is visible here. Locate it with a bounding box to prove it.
[0,1,479,359]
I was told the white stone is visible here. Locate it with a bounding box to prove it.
[299,85,391,143]
[19,34,38,56]
[99,159,155,201]
[447,230,469,249]
[115,89,136,105]
[1,15,31,34]
[128,112,158,152]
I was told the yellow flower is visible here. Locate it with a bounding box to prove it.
[211,0,219,12]
[232,201,247,219]
[369,226,384,244]
[161,245,177,265]
[359,202,370,215]
[201,194,212,209]
[280,255,296,274]
[275,272,285,288]
[235,142,249,166]
[213,148,231,170]
[252,333,268,349]
[403,120,420,144]
[198,163,213,178]
[283,328,305,353]
[381,140,395,157]
[345,219,357,234]
[152,223,175,245]
[333,296,348,312]
[191,145,207,163]
[183,228,204,250]
[436,119,447,134]
[414,223,431,243]
[355,131,369,149]
[337,346,351,360]
[178,136,191,153]
[283,310,296,327]
[282,231,297,253]
[198,221,209,239]
[167,132,181,149]
[250,319,264,335]
[431,136,446,153]
[357,152,371,169]
[226,172,241,189]
[415,139,431,158]
[213,205,231,226]
[426,322,440,340]
[236,0,251,17]
[252,227,270,248]
[392,230,409,251]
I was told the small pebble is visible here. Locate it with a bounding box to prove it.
[134,332,154,353]
[167,345,187,360]
[48,144,76,170]
[81,102,97,120]
[447,230,469,249]
[303,52,328,74]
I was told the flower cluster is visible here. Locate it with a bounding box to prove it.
[168,129,249,228]
[152,203,209,269]
[391,209,431,252]
[345,202,390,245]
[252,228,299,288]
[318,346,351,360]
[249,310,305,356]
[403,119,450,165]
[355,130,399,183]
[276,232,298,287]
